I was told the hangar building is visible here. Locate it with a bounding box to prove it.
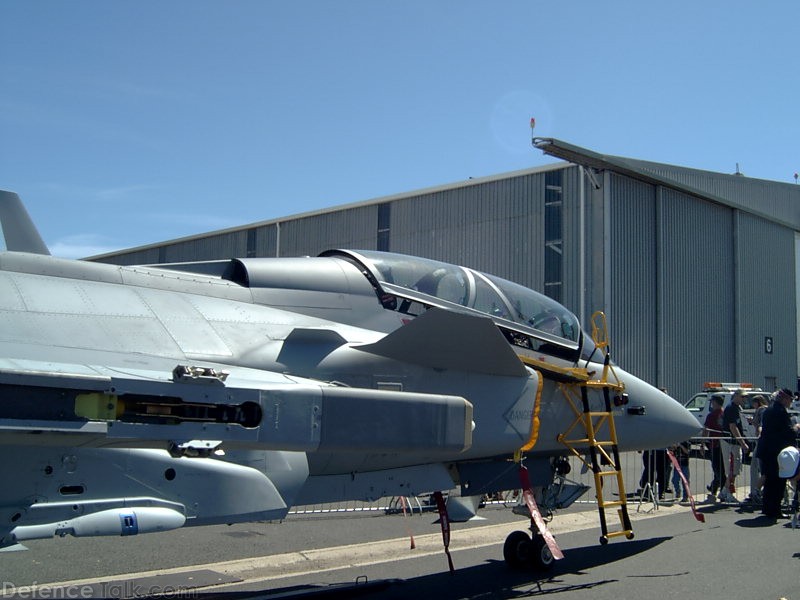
[92,138,800,404]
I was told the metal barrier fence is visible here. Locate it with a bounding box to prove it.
[556,437,759,506]
[288,437,766,516]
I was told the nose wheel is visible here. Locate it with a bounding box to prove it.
[503,530,555,571]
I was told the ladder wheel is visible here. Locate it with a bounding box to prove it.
[599,535,608,545]
[626,532,635,540]
[503,530,532,569]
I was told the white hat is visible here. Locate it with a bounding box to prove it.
[777,446,800,478]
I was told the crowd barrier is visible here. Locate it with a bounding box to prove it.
[288,436,783,516]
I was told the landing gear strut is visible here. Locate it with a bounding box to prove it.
[503,529,554,571]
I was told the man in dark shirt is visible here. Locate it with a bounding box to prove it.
[719,390,749,502]
[756,388,800,520]
[703,395,726,499]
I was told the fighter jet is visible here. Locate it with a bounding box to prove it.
[0,190,699,570]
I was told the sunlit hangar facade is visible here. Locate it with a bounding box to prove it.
[91,138,800,404]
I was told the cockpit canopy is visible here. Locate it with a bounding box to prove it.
[322,250,585,363]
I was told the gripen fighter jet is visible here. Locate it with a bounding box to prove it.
[0,190,699,570]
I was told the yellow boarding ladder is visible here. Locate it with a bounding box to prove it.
[556,312,634,544]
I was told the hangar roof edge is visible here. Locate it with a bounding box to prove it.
[86,162,567,260]
[534,137,800,231]
[89,139,800,260]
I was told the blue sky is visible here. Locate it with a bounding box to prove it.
[2,1,798,258]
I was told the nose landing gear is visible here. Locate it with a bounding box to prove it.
[503,529,555,571]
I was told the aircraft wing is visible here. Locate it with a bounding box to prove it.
[355,307,529,378]
[0,354,472,455]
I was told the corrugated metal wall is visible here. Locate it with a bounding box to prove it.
[161,230,249,262]
[736,212,796,390]
[389,172,548,293]
[608,174,658,386]
[94,231,251,265]
[94,207,375,264]
[95,247,161,266]
[628,159,800,230]
[559,166,583,317]
[659,188,736,402]
[253,224,278,257]
[278,206,378,258]
[604,173,781,402]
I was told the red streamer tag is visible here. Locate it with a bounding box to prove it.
[666,449,705,523]
[519,465,564,560]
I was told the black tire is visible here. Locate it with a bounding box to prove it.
[503,530,532,569]
[530,534,555,571]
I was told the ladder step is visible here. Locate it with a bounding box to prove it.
[603,530,634,540]
[597,470,622,477]
[584,383,624,391]
[598,500,626,508]
[559,439,617,446]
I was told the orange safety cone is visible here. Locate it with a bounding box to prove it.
[399,496,416,550]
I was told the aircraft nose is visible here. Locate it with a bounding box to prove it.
[614,372,701,451]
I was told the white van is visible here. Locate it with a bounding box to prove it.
[683,382,771,441]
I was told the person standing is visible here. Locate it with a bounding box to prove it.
[719,390,749,503]
[637,449,669,499]
[654,448,670,500]
[703,395,726,501]
[747,394,768,504]
[756,388,800,520]
[671,440,692,502]
[777,446,800,518]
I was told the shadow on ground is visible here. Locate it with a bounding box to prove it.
[190,536,671,600]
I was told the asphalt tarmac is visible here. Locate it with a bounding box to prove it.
[2,496,799,600]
